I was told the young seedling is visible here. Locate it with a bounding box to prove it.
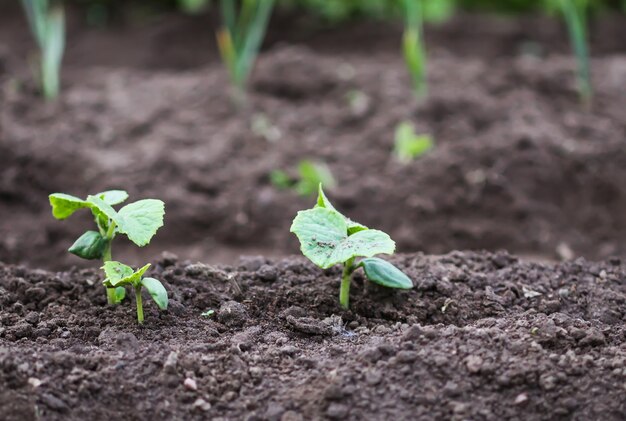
[101,261,168,324]
[290,185,413,309]
[558,0,592,103]
[49,190,165,305]
[394,121,434,163]
[402,0,427,99]
[21,0,65,100]
[271,160,336,197]
[216,0,275,105]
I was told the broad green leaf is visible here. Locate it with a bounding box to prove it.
[357,257,413,289]
[49,193,88,219]
[86,195,120,224]
[102,262,151,287]
[315,184,367,234]
[290,208,395,269]
[68,231,107,260]
[116,199,165,247]
[95,190,129,206]
[141,277,168,310]
[102,261,134,286]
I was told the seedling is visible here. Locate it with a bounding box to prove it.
[271,160,336,197]
[558,0,592,103]
[201,309,215,318]
[101,261,168,324]
[290,185,413,309]
[394,121,434,163]
[178,0,211,14]
[49,190,165,305]
[402,0,427,98]
[216,0,275,105]
[21,0,65,100]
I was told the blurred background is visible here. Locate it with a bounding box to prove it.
[1,0,625,270]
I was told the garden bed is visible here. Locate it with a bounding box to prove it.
[1,8,626,270]
[1,251,625,420]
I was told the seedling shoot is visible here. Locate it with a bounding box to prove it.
[21,0,65,100]
[394,121,434,163]
[290,185,412,309]
[271,160,336,197]
[49,190,165,305]
[102,262,168,324]
[403,0,427,98]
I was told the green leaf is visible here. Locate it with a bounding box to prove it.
[68,231,107,260]
[394,122,433,162]
[114,286,126,302]
[117,199,165,247]
[102,261,134,286]
[95,190,129,206]
[295,160,336,197]
[270,169,293,190]
[315,184,367,234]
[141,277,168,310]
[290,208,395,269]
[357,257,413,289]
[49,193,88,219]
[86,194,121,224]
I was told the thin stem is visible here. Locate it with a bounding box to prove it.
[103,222,117,305]
[339,257,355,309]
[135,285,144,324]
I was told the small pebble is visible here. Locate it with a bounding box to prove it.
[184,378,198,391]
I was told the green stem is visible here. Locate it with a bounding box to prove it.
[135,285,144,324]
[103,223,118,305]
[339,258,355,309]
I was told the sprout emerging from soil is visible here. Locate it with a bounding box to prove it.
[102,261,168,324]
[216,0,275,105]
[290,185,413,309]
[394,121,434,163]
[21,0,65,100]
[271,160,336,197]
[48,190,165,305]
[403,0,427,98]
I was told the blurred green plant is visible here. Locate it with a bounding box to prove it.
[550,0,592,103]
[21,0,65,100]
[271,160,336,197]
[178,0,211,13]
[394,121,434,163]
[216,0,275,105]
[402,0,427,98]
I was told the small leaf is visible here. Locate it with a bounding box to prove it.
[86,195,121,224]
[270,170,293,189]
[114,286,126,302]
[290,208,395,269]
[49,193,88,219]
[141,277,168,310]
[102,261,134,287]
[315,184,367,234]
[295,160,336,197]
[358,257,413,289]
[394,122,433,162]
[117,199,165,247]
[95,190,129,206]
[201,309,215,318]
[68,231,107,260]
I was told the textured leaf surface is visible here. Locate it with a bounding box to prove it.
[315,185,367,234]
[117,199,165,246]
[102,262,150,287]
[358,257,413,289]
[141,277,168,310]
[68,231,107,260]
[95,190,129,206]
[290,208,395,269]
[49,193,88,219]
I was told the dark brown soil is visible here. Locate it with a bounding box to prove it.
[1,251,625,420]
[1,6,626,270]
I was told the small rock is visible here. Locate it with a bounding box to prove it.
[218,301,248,328]
[257,264,278,282]
[365,370,382,385]
[465,355,483,373]
[97,328,138,349]
[40,393,68,412]
[239,256,266,272]
[163,351,179,374]
[359,347,382,363]
[184,378,198,391]
[396,350,418,364]
[326,403,349,419]
[11,323,32,339]
[579,329,606,346]
[285,315,333,336]
[25,287,46,302]
[25,312,40,325]
[402,325,423,341]
[28,377,42,388]
[514,393,528,405]
[279,345,299,356]
[192,398,212,412]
